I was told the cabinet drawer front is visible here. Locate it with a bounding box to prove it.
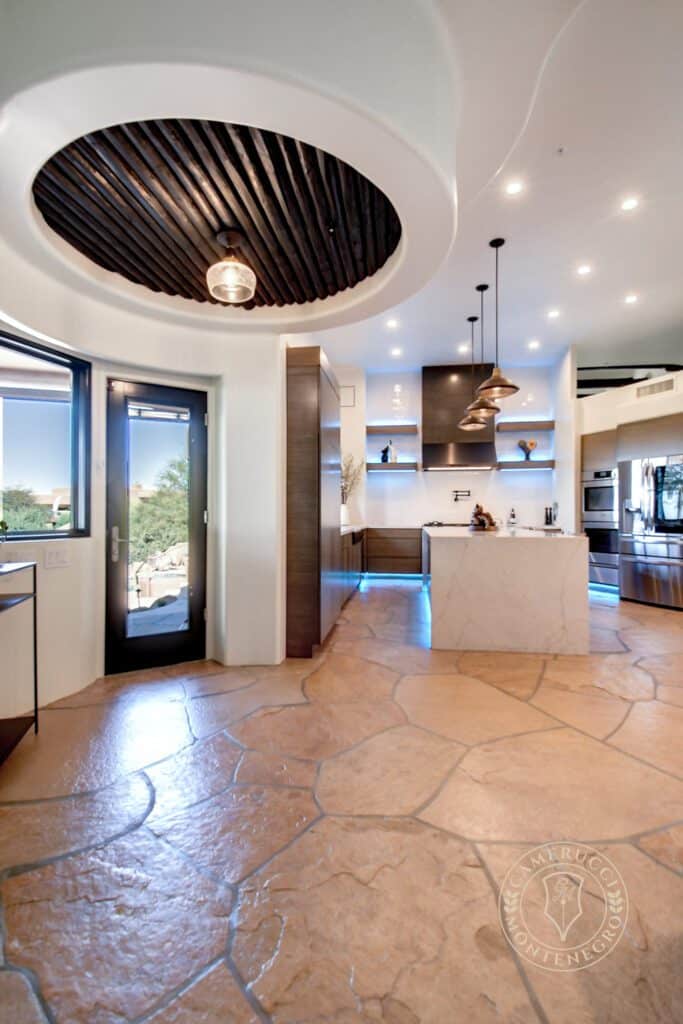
[366,537,421,557]
[366,555,422,574]
[367,528,421,540]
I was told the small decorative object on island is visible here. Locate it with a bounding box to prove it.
[470,502,497,531]
[518,439,537,461]
[340,454,363,526]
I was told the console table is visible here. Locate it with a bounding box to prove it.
[0,561,38,765]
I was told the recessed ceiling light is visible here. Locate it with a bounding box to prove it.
[449,373,459,382]
[624,293,639,304]
[527,339,541,350]
[386,318,399,329]
[390,347,402,357]
[576,264,592,276]
[458,343,469,354]
[621,196,639,212]
[547,309,560,319]
[505,181,524,196]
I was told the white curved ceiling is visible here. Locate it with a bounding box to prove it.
[316,0,683,372]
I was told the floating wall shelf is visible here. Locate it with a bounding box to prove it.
[496,420,555,433]
[366,424,418,435]
[497,460,555,470]
[367,462,419,472]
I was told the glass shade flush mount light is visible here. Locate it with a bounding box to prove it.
[466,283,500,419]
[459,315,487,431]
[477,238,519,400]
[206,229,256,304]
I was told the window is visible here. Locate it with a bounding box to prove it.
[0,333,90,538]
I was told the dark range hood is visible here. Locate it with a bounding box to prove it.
[422,364,497,470]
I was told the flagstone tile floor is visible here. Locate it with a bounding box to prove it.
[0,581,682,1023]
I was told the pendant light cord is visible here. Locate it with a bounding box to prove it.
[495,245,499,369]
[480,290,485,363]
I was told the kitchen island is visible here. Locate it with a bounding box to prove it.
[424,526,589,654]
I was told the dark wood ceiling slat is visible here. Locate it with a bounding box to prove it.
[275,135,338,297]
[294,140,347,293]
[50,151,196,299]
[250,129,325,300]
[68,138,211,296]
[201,121,293,304]
[32,118,401,309]
[182,121,284,306]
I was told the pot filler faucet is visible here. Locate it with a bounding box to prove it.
[452,490,471,502]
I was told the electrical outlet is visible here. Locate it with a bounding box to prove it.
[44,546,70,569]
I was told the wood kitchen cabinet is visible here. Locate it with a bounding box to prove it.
[365,528,422,574]
[341,529,364,605]
[286,346,343,657]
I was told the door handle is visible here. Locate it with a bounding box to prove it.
[111,525,129,563]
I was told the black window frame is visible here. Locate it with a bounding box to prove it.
[0,330,91,540]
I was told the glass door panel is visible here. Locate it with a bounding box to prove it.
[106,381,207,674]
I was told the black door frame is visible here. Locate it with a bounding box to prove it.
[105,379,208,674]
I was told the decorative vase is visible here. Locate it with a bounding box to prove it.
[340,504,350,526]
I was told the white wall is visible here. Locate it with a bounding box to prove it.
[357,367,555,528]
[0,326,286,711]
[579,370,683,435]
[337,365,366,526]
[551,347,580,534]
[214,335,286,666]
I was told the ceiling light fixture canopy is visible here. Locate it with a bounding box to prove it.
[466,283,500,419]
[477,239,519,400]
[206,229,256,304]
[459,315,487,431]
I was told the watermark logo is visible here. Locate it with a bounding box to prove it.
[498,842,628,972]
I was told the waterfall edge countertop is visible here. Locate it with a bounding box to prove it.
[426,527,589,654]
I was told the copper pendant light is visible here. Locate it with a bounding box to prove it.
[466,283,500,418]
[477,238,519,400]
[459,315,488,431]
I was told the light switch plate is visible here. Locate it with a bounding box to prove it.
[44,546,70,569]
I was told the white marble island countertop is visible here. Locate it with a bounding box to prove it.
[426,526,589,654]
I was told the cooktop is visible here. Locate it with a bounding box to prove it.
[423,521,470,527]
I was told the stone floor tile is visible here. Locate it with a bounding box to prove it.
[180,667,260,699]
[163,660,226,679]
[187,676,307,739]
[657,685,683,707]
[303,652,398,702]
[639,824,683,874]
[590,626,629,652]
[146,963,258,1023]
[479,843,683,1024]
[146,734,242,822]
[371,621,432,645]
[544,653,654,701]
[229,700,405,759]
[395,673,555,745]
[620,625,683,656]
[457,651,544,699]
[638,652,683,688]
[531,685,628,738]
[49,672,185,708]
[232,817,537,1023]
[609,700,683,777]
[151,785,318,883]
[419,728,683,841]
[331,635,460,675]
[0,971,47,1023]
[234,750,317,788]
[1,830,231,1024]
[0,702,192,800]
[316,724,464,815]
[0,774,150,873]
[327,621,375,642]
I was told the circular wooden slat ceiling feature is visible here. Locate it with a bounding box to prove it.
[31,118,402,309]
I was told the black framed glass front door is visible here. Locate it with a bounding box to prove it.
[105,380,207,674]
